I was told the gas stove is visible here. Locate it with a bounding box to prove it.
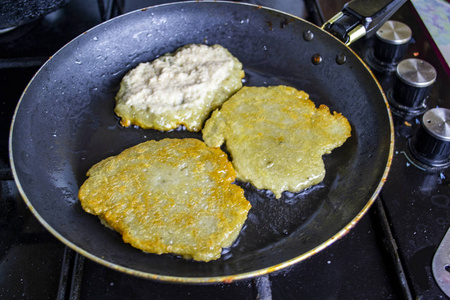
[1,0,449,299]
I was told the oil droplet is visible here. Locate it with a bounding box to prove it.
[303,30,314,41]
[312,53,322,65]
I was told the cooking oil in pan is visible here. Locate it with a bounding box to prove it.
[220,181,327,260]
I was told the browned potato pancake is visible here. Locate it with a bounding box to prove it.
[202,85,352,198]
[78,138,251,262]
[114,44,244,132]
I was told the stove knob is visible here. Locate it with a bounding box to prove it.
[374,20,412,64]
[390,58,436,114]
[411,108,450,167]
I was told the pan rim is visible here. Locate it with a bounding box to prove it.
[8,0,394,284]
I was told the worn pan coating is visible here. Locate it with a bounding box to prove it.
[9,2,393,283]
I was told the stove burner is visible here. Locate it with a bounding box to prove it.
[97,0,125,21]
[0,21,38,44]
[0,0,70,30]
[0,180,23,261]
[0,27,16,35]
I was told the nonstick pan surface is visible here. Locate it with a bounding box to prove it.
[10,1,393,283]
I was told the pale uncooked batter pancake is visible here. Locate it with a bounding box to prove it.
[115,44,244,132]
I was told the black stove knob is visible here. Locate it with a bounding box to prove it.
[374,20,412,64]
[389,58,437,115]
[411,108,450,167]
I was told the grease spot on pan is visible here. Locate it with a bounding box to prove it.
[280,18,295,28]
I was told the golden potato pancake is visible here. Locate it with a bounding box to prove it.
[115,44,244,132]
[78,138,251,262]
[202,86,351,198]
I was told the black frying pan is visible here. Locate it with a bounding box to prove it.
[10,1,398,283]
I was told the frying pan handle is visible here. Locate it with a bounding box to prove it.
[322,0,407,45]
